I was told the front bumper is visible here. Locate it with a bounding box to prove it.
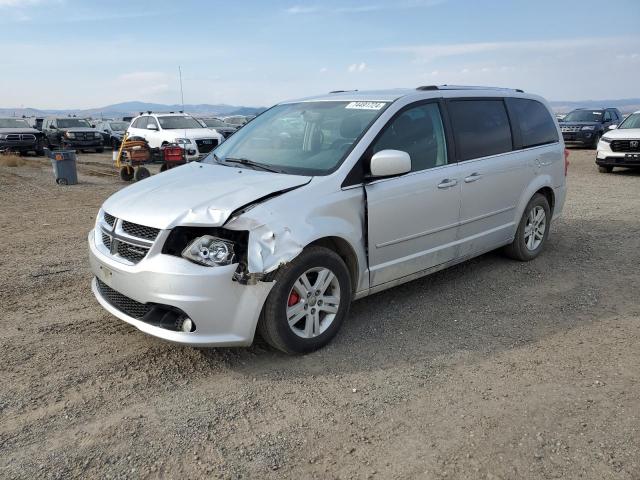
[596,142,640,168]
[88,229,273,346]
[0,139,41,152]
[66,139,103,148]
[562,131,598,146]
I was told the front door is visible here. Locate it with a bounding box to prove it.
[365,101,461,287]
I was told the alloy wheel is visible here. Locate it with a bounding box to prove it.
[524,205,546,251]
[286,267,341,339]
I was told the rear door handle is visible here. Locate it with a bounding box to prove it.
[437,178,458,189]
[463,172,482,183]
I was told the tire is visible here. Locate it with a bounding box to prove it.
[257,246,352,354]
[598,166,613,173]
[134,166,150,181]
[96,147,104,153]
[591,133,601,149]
[503,193,551,261]
[120,165,134,181]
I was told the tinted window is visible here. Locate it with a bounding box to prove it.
[448,100,512,161]
[372,103,447,172]
[147,117,159,129]
[604,111,612,122]
[507,98,559,148]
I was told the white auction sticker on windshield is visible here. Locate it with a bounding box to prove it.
[593,112,602,115]
[345,101,386,110]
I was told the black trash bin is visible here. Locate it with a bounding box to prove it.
[45,148,78,185]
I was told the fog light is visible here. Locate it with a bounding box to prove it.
[181,318,193,333]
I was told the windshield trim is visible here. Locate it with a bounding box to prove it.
[202,100,394,177]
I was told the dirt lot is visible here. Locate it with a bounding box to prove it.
[1,149,639,479]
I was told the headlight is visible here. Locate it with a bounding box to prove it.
[581,126,595,131]
[65,132,76,138]
[94,132,102,138]
[0,133,7,140]
[182,235,235,267]
[174,138,192,144]
[600,137,612,143]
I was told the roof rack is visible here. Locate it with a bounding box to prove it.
[417,85,524,93]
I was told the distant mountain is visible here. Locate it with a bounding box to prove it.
[0,101,267,119]
[550,98,640,114]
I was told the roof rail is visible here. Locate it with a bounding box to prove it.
[329,89,359,94]
[417,85,524,93]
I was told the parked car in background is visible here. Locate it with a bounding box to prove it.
[596,110,640,173]
[0,117,45,155]
[198,117,238,139]
[222,115,250,127]
[126,112,223,160]
[96,120,130,149]
[559,108,623,148]
[89,86,567,354]
[42,117,104,152]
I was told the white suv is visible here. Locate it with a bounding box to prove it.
[127,113,223,160]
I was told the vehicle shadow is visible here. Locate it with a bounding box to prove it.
[196,216,638,378]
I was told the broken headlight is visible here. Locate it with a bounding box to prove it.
[182,235,235,267]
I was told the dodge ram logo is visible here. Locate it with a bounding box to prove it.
[631,141,639,150]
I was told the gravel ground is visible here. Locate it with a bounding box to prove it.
[1,149,639,479]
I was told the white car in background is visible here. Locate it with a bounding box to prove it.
[127,112,223,160]
[596,110,640,173]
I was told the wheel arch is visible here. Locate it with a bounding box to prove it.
[307,236,359,293]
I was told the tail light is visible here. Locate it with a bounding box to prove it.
[564,148,570,176]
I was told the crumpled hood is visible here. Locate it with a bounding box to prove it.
[602,128,640,140]
[102,162,312,229]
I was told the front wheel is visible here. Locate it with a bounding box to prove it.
[503,194,551,261]
[257,246,352,354]
[598,165,613,173]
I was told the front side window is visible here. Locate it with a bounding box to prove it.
[158,116,203,130]
[371,102,448,172]
[448,99,513,161]
[146,117,159,129]
[0,118,30,128]
[203,101,389,175]
[507,98,559,148]
[619,113,640,129]
[57,119,91,128]
[604,111,612,122]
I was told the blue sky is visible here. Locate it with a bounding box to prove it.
[1,0,639,108]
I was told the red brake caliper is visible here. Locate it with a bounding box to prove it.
[288,291,300,307]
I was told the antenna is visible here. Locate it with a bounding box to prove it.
[178,65,185,110]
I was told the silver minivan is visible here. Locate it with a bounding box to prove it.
[89,86,568,354]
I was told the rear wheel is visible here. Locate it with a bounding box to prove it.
[119,165,134,181]
[503,193,550,261]
[258,246,352,354]
[598,165,613,173]
[134,166,150,181]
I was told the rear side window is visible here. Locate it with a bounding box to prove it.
[507,98,559,148]
[448,99,512,161]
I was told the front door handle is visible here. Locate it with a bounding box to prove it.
[437,178,458,189]
[464,172,482,183]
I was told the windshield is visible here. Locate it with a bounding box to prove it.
[202,118,229,128]
[0,119,30,128]
[563,110,604,123]
[157,116,203,129]
[57,119,91,128]
[109,121,129,131]
[202,101,389,175]
[618,113,640,129]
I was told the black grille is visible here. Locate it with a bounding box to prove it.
[116,241,148,263]
[610,140,640,153]
[103,212,116,227]
[95,278,151,319]
[102,232,112,249]
[195,138,218,154]
[122,221,159,240]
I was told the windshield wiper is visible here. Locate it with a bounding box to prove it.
[223,157,281,173]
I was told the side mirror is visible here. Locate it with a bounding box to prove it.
[608,124,618,130]
[147,124,158,130]
[370,149,411,177]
